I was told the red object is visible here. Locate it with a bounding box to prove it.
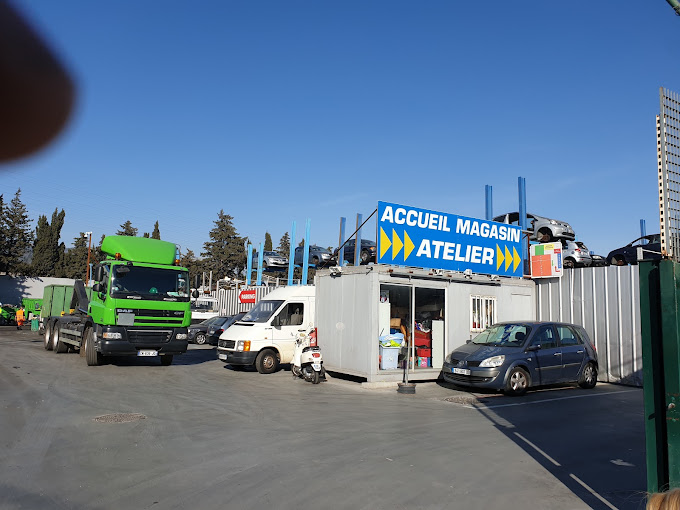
[312,352,321,358]
[416,348,431,358]
[414,330,431,346]
[309,328,317,347]
[238,289,256,304]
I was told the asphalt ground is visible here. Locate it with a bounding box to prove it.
[0,326,647,510]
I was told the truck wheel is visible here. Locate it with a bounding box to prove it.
[44,322,53,350]
[255,349,279,374]
[53,327,68,353]
[84,328,101,366]
[160,355,173,366]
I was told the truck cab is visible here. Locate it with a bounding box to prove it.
[216,286,315,374]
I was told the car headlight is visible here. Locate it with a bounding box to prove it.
[549,220,557,225]
[479,355,505,367]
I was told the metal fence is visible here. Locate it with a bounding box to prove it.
[204,285,277,315]
[535,266,642,386]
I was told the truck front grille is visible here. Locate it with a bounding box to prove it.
[218,340,235,349]
[128,329,172,345]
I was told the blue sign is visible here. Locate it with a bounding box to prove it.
[377,201,524,277]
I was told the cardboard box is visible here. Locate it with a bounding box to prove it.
[416,357,431,368]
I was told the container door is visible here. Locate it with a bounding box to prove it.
[414,287,445,370]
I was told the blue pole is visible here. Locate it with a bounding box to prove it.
[287,222,296,286]
[518,177,528,274]
[246,243,253,286]
[302,218,311,285]
[640,219,647,244]
[354,213,363,266]
[485,185,493,221]
[338,217,346,267]
[256,242,263,285]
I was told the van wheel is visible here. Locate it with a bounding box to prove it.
[255,349,279,374]
[44,322,53,350]
[53,327,68,353]
[505,367,530,396]
[85,328,102,366]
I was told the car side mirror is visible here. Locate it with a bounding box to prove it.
[526,345,540,352]
[271,315,281,327]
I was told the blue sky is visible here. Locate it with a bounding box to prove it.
[2,1,678,259]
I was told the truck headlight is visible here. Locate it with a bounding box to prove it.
[176,333,188,340]
[479,355,505,367]
[102,331,122,339]
[237,340,251,352]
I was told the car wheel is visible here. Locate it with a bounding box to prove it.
[195,333,206,345]
[311,256,319,266]
[614,256,626,266]
[255,349,279,374]
[84,327,102,366]
[160,355,173,366]
[537,228,552,243]
[44,321,53,350]
[563,257,575,269]
[360,250,370,264]
[578,362,597,389]
[262,260,268,270]
[505,367,530,396]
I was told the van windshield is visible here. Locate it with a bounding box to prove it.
[240,300,284,323]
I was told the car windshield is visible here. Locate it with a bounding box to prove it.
[472,324,531,347]
[240,300,284,323]
[110,265,190,301]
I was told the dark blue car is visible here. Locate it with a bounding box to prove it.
[441,321,598,396]
[606,234,662,266]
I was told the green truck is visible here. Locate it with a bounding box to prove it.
[42,235,191,366]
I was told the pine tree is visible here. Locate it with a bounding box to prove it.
[30,208,65,277]
[201,210,245,279]
[277,232,290,255]
[61,233,89,279]
[152,221,161,240]
[264,232,273,251]
[117,221,138,236]
[1,189,34,275]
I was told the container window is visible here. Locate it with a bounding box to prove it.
[470,295,497,333]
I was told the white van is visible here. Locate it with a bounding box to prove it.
[216,285,315,374]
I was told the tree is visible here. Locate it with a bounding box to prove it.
[277,232,290,255]
[264,232,273,251]
[201,210,245,280]
[0,189,34,275]
[151,221,161,240]
[61,232,89,279]
[30,208,65,277]
[117,221,138,236]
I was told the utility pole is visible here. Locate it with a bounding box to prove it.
[84,232,92,284]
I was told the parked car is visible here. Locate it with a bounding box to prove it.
[493,212,575,242]
[590,253,607,267]
[606,234,662,266]
[337,239,377,265]
[441,321,598,396]
[252,251,288,270]
[206,313,246,346]
[188,316,221,345]
[294,245,336,267]
[561,240,592,268]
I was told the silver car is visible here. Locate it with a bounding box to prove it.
[493,212,575,242]
[561,240,592,268]
[252,251,289,270]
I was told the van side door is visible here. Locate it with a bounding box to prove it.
[271,302,306,363]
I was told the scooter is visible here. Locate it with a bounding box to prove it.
[291,328,325,384]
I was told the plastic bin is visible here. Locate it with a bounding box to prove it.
[30,318,39,331]
[379,345,400,370]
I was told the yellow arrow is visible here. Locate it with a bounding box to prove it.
[496,244,504,271]
[404,231,415,259]
[379,227,391,258]
[504,246,512,271]
[513,246,521,272]
[392,229,403,259]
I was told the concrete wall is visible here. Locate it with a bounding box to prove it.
[0,276,76,305]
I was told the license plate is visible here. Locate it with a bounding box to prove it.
[312,363,321,371]
[138,350,158,357]
[452,367,470,375]
[218,354,227,361]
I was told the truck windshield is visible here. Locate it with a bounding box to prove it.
[240,300,284,323]
[110,265,190,301]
